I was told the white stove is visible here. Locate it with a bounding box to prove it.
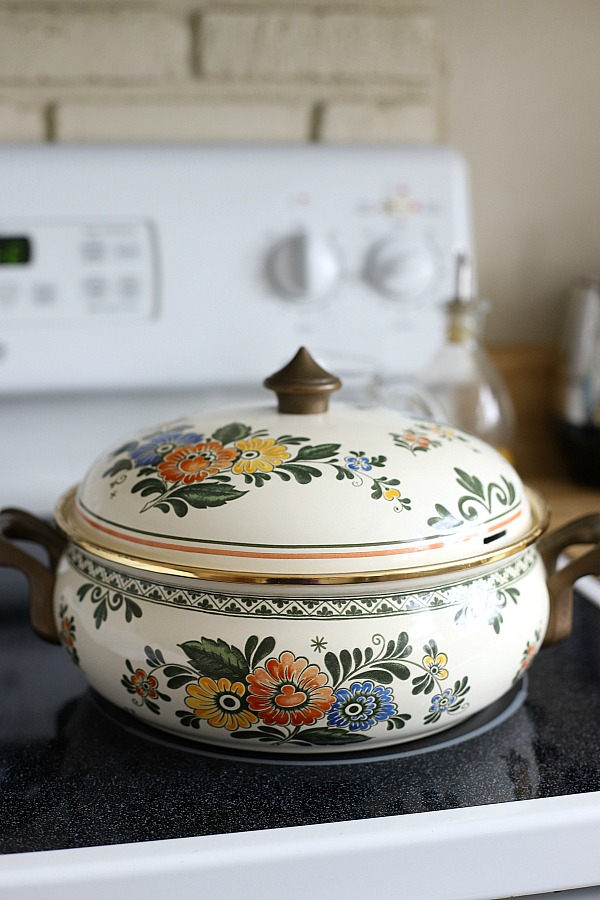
[2,144,600,900]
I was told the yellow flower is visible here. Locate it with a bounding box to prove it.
[423,652,449,679]
[232,437,290,475]
[384,488,401,501]
[185,677,258,731]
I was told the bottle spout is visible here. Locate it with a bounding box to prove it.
[454,252,474,302]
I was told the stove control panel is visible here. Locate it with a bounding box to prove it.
[264,231,345,304]
[0,145,472,393]
[0,220,156,323]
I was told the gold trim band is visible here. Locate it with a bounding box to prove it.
[54,485,550,586]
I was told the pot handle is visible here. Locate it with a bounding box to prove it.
[539,513,600,647]
[0,508,66,643]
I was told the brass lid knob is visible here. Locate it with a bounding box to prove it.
[264,347,341,414]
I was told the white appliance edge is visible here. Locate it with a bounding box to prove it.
[1,793,600,900]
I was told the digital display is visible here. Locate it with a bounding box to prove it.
[0,236,31,265]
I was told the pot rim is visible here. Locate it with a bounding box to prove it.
[55,484,550,586]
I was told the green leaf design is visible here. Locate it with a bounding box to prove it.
[359,668,394,684]
[244,635,259,664]
[339,648,353,680]
[293,443,340,461]
[275,434,309,445]
[386,714,411,731]
[370,481,383,500]
[455,468,485,498]
[231,726,287,742]
[291,727,370,745]
[252,472,271,487]
[179,637,250,681]
[171,483,248,509]
[163,664,192,678]
[211,422,252,445]
[424,639,438,659]
[102,458,133,478]
[506,587,520,604]
[165,498,189,517]
[505,477,516,506]
[454,676,470,698]
[324,651,341,685]
[166,674,197,690]
[110,441,139,457]
[93,600,108,629]
[393,633,412,658]
[427,504,464,530]
[411,673,435,695]
[250,636,276,668]
[333,465,355,481]
[375,660,410,680]
[279,464,322,485]
[132,478,165,497]
[124,598,143,623]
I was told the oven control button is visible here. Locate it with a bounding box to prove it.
[265,232,343,303]
[82,277,108,300]
[81,241,105,262]
[32,283,58,306]
[0,282,18,310]
[364,236,438,301]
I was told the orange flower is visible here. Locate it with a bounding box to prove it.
[520,643,537,672]
[232,437,290,475]
[130,668,159,700]
[60,616,75,649]
[158,440,237,484]
[247,651,335,727]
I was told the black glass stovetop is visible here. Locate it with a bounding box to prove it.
[2,585,600,855]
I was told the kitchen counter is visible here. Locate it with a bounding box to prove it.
[491,344,600,529]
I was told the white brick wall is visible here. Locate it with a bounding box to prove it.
[0,9,187,83]
[0,1,440,144]
[56,100,311,142]
[320,100,438,143]
[0,102,45,142]
[201,11,437,82]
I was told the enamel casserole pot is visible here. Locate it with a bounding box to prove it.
[3,348,600,757]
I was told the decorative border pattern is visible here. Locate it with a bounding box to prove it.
[67,546,537,621]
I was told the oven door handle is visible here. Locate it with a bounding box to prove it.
[0,508,66,643]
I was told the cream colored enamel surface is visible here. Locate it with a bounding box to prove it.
[53,546,550,754]
[73,402,532,577]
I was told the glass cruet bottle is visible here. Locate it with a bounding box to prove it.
[423,254,516,463]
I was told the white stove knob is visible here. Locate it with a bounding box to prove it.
[265,232,343,303]
[365,235,437,301]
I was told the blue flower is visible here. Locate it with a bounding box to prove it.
[131,431,204,468]
[429,689,457,714]
[328,680,397,731]
[345,454,372,472]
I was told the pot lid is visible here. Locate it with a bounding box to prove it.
[59,348,545,583]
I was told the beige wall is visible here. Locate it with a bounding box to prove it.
[0,1,599,345]
[434,0,600,344]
